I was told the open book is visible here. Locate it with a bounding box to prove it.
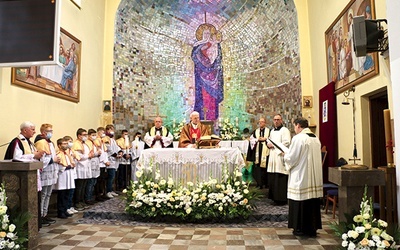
[267,138,289,153]
[200,134,220,140]
[197,135,221,149]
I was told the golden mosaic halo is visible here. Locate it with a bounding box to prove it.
[195,23,221,41]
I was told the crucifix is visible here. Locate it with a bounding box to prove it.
[202,107,208,120]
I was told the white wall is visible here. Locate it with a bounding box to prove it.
[386,0,400,223]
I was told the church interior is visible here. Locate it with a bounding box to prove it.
[1,0,400,248]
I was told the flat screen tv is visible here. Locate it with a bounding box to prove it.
[0,0,61,67]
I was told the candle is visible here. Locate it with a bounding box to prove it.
[124,135,130,148]
[235,117,239,126]
[383,109,394,167]
[173,118,176,128]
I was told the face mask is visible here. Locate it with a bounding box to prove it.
[61,145,68,151]
[46,132,52,139]
[100,133,106,138]
[81,136,88,142]
[67,142,73,148]
[91,135,97,140]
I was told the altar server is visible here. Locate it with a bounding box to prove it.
[72,128,93,210]
[34,123,60,225]
[54,138,75,218]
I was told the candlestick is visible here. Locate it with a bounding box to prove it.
[383,109,394,167]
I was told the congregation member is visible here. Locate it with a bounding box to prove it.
[4,121,46,228]
[144,116,174,148]
[104,124,121,198]
[116,129,132,191]
[178,111,209,148]
[34,123,60,226]
[94,127,110,201]
[284,117,323,237]
[54,138,75,218]
[85,129,102,204]
[246,117,270,189]
[63,135,78,214]
[131,132,145,181]
[267,114,291,205]
[72,128,93,210]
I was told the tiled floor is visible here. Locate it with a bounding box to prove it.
[35,208,341,249]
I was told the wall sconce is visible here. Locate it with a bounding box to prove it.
[342,86,355,105]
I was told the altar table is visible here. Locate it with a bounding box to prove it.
[137,147,245,185]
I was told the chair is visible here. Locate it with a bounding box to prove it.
[325,188,338,219]
[321,146,339,218]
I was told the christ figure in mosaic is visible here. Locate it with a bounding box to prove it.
[191,23,224,121]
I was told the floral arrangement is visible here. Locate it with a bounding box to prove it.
[0,184,25,249]
[171,119,186,141]
[218,118,240,140]
[332,185,397,250]
[124,163,261,222]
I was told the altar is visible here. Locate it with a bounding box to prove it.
[137,147,245,185]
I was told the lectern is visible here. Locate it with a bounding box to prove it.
[0,161,42,249]
[329,167,385,222]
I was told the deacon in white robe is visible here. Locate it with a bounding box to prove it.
[267,114,291,205]
[284,117,323,238]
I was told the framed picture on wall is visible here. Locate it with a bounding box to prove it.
[11,28,81,103]
[325,0,379,94]
[303,96,313,108]
[103,100,111,112]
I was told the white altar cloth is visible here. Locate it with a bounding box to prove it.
[137,147,245,185]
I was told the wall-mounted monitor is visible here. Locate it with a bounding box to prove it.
[0,0,61,67]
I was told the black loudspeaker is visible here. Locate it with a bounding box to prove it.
[352,15,386,57]
[0,0,61,67]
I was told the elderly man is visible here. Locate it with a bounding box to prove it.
[178,111,209,148]
[267,114,291,205]
[144,116,173,149]
[4,121,45,161]
[4,121,47,228]
[284,117,323,238]
[246,117,270,189]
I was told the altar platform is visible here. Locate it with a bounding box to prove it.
[137,147,245,185]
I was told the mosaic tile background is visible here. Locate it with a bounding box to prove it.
[113,0,301,136]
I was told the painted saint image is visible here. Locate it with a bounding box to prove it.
[191,23,224,121]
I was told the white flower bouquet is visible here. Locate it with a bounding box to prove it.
[125,163,261,222]
[0,184,25,249]
[218,118,239,140]
[333,185,397,250]
[171,119,186,141]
